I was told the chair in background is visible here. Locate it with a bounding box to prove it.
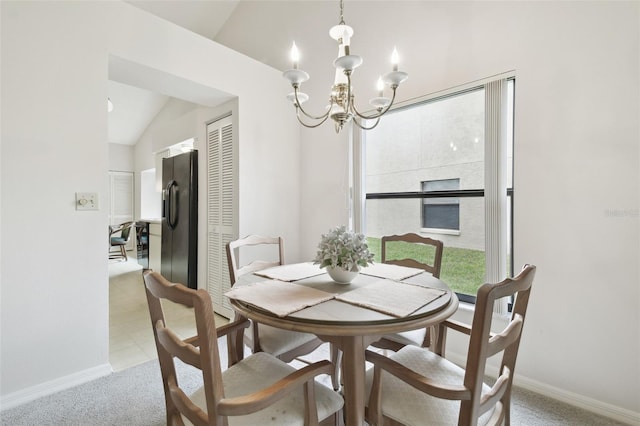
[371,233,444,351]
[226,235,341,390]
[143,271,344,426]
[109,221,134,261]
[227,235,285,285]
[365,265,536,426]
[381,232,443,277]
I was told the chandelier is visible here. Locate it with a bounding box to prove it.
[282,0,408,133]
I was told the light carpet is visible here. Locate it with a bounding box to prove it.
[0,338,627,426]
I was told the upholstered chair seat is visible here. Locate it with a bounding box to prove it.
[188,352,343,425]
[365,346,494,426]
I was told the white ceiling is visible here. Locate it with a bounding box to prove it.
[127,0,240,41]
[108,1,240,145]
[107,81,169,145]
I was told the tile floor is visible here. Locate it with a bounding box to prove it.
[108,257,229,372]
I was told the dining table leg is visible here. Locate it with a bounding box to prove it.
[337,335,367,426]
[319,334,382,425]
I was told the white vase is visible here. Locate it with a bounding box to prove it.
[327,266,359,284]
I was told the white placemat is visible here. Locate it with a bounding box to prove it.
[253,262,325,282]
[225,280,336,317]
[360,263,425,281]
[335,279,446,317]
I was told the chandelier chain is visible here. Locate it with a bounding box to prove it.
[339,0,345,24]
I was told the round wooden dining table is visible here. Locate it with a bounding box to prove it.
[229,267,459,426]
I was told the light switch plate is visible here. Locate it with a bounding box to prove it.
[76,192,99,210]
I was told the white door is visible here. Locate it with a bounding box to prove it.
[109,171,135,251]
[206,116,235,319]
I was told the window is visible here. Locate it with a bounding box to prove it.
[357,76,514,309]
[422,179,460,231]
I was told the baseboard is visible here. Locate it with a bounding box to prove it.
[445,352,639,425]
[0,363,113,411]
[514,375,640,425]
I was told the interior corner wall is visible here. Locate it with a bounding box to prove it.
[236,94,302,261]
[108,143,135,172]
[1,0,299,406]
[298,124,351,261]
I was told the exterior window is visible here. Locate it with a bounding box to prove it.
[422,179,460,231]
[358,77,514,309]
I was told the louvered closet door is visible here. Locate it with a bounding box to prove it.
[207,116,235,319]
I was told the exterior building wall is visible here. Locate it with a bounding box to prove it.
[364,89,487,251]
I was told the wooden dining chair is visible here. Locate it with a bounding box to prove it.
[371,233,444,351]
[143,271,344,426]
[365,264,536,426]
[227,235,285,284]
[226,235,342,390]
[226,235,324,358]
[226,235,322,350]
[381,233,444,278]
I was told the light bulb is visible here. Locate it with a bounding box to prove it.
[291,42,300,69]
[391,47,399,71]
[376,76,384,97]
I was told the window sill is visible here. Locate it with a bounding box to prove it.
[457,300,476,312]
[421,228,461,236]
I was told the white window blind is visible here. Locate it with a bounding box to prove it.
[484,79,510,314]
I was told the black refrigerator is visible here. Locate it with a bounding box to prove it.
[161,150,198,289]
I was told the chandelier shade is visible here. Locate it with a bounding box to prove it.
[282,0,408,133]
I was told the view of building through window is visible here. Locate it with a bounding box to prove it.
[361,80,514,302]
[422,178,460,231]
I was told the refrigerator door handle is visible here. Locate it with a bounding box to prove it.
[165,180,179,230]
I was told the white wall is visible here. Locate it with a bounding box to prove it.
[139,168,160,220]
[108,143,134,172]
[0,0,299,407]
[300,2,640,421]
[1,0,112,401]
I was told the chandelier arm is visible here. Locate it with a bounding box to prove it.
[351,87,398,120]
[293,87,333,121]
[295,106,332,128]
[352,115,382,131]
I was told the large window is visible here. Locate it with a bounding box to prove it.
[357,77,514,307]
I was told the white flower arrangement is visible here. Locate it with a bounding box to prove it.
[313,225,374,272]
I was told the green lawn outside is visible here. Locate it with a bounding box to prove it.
[366,237,486,297]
